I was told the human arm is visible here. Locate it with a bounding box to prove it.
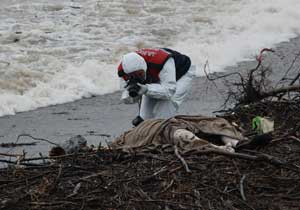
[145,57,176,100]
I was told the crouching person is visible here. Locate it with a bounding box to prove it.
[118,48,195,126]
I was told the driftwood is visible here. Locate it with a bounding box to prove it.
[260,84,300,98]
[0,135,299,210]
[16,134,59,146]
[0,142,37,148]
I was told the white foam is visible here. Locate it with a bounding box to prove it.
[0,60,119,116]
[174,0,300,75]
[0,0,300,116]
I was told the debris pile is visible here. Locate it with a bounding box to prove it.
[1,98,300,210]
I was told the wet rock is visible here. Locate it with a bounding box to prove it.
[61,135,88,154]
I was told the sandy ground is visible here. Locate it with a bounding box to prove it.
[1,36,300,157]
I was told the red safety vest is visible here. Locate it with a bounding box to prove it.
[118,48,171,83]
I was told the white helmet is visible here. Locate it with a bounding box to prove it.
[121,52,147,74]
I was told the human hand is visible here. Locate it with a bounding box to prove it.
[137,83,148,95]
[121,90,140,104]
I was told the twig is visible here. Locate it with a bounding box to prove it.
[131,199,202,208]
[174,145,191,173]
[260,85,300,99]
[141,166,168,183]
[39,152,46,164]
[30,201,77,206]
[157,179,174,195]
[21,151,97,162]
[78,172,104,184]
[203,59,243,82]
[288,136,300,144]
[277,51,300,86]
[0,142,37,147]
[186,149,291,168]
[16,134,59,146]
[70,6,81,9]
[198,180,256,210]
[67,182,82,198]
[185,149,258,160]
[49,164,63,192]
[290,68,300,85]
[240,174,247,201]
[0,159,45,166]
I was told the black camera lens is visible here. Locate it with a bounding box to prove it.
[126,76,141,98]
[128,84,140,97]
[129,90,138,97]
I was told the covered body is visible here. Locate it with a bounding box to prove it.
[111,115,245,152]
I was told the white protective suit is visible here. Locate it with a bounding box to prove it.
[120,57,196,120]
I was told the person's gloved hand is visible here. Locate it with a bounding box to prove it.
[137,83,148,95]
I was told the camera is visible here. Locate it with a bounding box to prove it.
[127,78,141,97]
[128,84,140,98]
[126,76,145,98]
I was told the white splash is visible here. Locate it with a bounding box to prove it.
[174,0,300,74]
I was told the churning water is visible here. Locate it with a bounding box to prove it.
[0,0,300,116]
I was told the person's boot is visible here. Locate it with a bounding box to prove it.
[132,116,144,127]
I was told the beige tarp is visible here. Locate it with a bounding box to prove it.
[111,115,245,151]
